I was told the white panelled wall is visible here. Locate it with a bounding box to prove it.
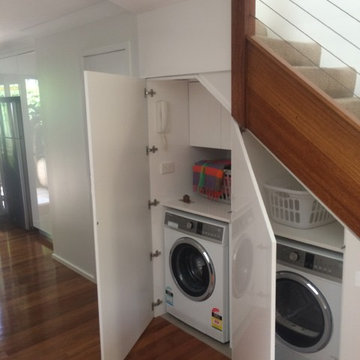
[35,13,139,280]
[32,0,231,281]
[138,0,231,78]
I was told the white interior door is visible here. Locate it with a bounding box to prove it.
[231,122,276,360]
[84,71,153,360]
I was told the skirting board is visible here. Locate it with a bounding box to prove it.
[52,253,97,283]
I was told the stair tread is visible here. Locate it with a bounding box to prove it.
[336,97,360,117]
[294,66,357,98]
[337,97,360,104]
[255,20,267,36]
[254,35,321,66]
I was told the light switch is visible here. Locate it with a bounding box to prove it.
[160,161,175,174]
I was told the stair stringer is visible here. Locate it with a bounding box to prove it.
[244,37,360,237]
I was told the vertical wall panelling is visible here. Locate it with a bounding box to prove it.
[83,41,131,75]
[36,13,139,278]
[138,0,231,78]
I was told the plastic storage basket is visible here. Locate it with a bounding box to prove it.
[264,177,334,229]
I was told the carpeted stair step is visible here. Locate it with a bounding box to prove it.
[294,66,357,98]
[254,35,322,66]
[255,20,268,36]
[336,97,360,118]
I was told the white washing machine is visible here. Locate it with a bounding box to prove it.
[275,236,343,360]
[164,208,229,343]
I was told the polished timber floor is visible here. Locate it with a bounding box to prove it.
[0,220,101,359]
[0,220,228,359]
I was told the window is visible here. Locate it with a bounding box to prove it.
[9,83,20,96]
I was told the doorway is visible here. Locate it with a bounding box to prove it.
[0,96,32,229]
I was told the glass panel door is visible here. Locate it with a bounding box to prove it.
[0,97,31,229]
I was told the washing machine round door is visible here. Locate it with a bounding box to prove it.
[170,237,215,302]
[276,271,333,353]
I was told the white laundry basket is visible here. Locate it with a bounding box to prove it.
[264,177,334,229]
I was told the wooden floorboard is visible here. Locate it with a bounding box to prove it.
[0,220,101,360]
[0,220,230,359]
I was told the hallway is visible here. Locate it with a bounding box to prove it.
[0,221,100,359]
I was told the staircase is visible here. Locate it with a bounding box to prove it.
[254,21,360,120]
[231,0,360,237]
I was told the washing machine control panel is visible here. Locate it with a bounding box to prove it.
[165,212,224,242]
[277,243,343,281]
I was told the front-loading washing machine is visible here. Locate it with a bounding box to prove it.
[164,208,229,343]
[275,236,343,360]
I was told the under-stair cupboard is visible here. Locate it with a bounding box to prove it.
[232,0,360,359]
[84,1,360,360]
[85,71,353,360]
[85,71,276,359]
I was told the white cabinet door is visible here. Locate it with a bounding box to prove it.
[84,71,153,360]
[339,229,360,359]
[231,122,276,360]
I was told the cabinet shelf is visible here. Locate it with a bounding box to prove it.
[271,221,344,253]
[163,195,231,223]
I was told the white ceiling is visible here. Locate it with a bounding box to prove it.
[0,0,186,52]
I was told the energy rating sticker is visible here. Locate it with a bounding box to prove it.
[165,287,174,306]
[211,307,223,331]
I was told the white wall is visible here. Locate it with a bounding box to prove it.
[35,13,139,279]
[0,52,36,75]
[138,0,231,78]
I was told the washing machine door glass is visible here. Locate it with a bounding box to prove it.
[170,237,215,302]
[276,271,332,353]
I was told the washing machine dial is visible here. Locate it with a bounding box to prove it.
[289,251,300,262]
[186,221,194,230]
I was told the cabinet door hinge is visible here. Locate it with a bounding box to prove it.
[150,250,161,261]
[152,299,163,311]
[146,145,158,155]
[144,88,156,97]
[148,199,159,209]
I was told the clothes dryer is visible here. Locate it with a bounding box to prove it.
[164,208,229,343]
[276,236,343,360]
